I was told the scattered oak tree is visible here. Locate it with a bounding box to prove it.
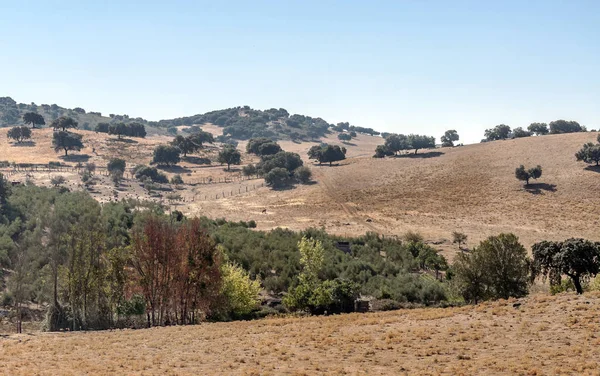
[575,143,600,166]
[337,133,352,142]
[308,144,346,166]
[512,127,532,138]
[22,112,45,128]
[218,145,241,171]
[50,116,78,131]
[7,126,32,143]
[384,134,409,155]
[441,130,459,147]
[484,124,511,141]
[549,120,583,134]
[528,122,549,136]
[515,165,542,186]
[52,131,84,156]
[408,134,435,154]
[531,238,600,294]
[152,145,181,166]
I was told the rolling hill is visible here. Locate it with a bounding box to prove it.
[1,123,598,261]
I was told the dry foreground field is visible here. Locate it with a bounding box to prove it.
[1,293,600,375]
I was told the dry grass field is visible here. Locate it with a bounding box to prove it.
[1,292,599,375]
[2,127,600,260]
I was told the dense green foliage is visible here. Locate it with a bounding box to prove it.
[50,116,78,131]
[308,144,346,166]
[108,122,146,139]
[528,122,549,135]
[531,238,600,294]
[218,145,242,171]
[575,142,600,166]
[52,131,84,156]
[133,165,169,183]
[549,120,584,134]
[7,126,32,143]
[452,233,530,302]
[152,145,181,166]
[484,124,511,141]
[22,112,45,128]
[440,130,459,147]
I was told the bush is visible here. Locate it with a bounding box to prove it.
[452,233,530,303]
[107,158,126,174]
[134,165,168,183]
[294,166,312,184]
[515,165,542,186]
[242,164,257,177]
[265,167,291,188]
[219,262,261,317]
[152,145,181,166]
[170,174,184,185]
[51,175,66,186]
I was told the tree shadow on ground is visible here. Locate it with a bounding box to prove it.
[584,165,600,173]
[107,138,138,144]
[524,183,557,195]
[184,156,212,165]
[223,167,241,173]
[157,165,192,174]
[11,141,36,147]
[60,154,91,162]
[271,184,298,191]
[342,142,357,146]
[394,151,444,159]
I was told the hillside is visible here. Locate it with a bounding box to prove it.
[0,97,379,141]
[2,292,599,375]
[2,127,599,259]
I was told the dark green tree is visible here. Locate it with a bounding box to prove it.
[308,144,346,166]
[440,130,459,147]
[52,131,84,156]
[484,124,511,141]
[549,120,582,134]
[373,145,394,158]
[95,123,110,133]
[527,122,549,136]
[575,143,600,166]
[337,133,352,142]
[7,126,32,143]
[108,123,128,139]
[107,158,126,175]
[218,145,241,171]
[384,134,408,155]
[23,112,45,128]
[408,134,435,154]
[265,167,291,188]
[453,233,530,302]
[532,238,600,294]
[512,127,532,138]
[152,145,181,166]
[171,135,196,157]
[50,116,78,131]
[515,165,542,186]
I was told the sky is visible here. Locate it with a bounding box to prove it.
[1,0,599,144]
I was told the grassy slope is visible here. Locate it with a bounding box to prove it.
[1,293,599,375]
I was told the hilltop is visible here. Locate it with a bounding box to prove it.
[0,97,379,141]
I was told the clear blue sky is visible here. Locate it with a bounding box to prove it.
[1,1,598,143]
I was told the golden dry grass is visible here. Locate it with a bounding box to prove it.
[3,128,600,259]
[2,293,599,375]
